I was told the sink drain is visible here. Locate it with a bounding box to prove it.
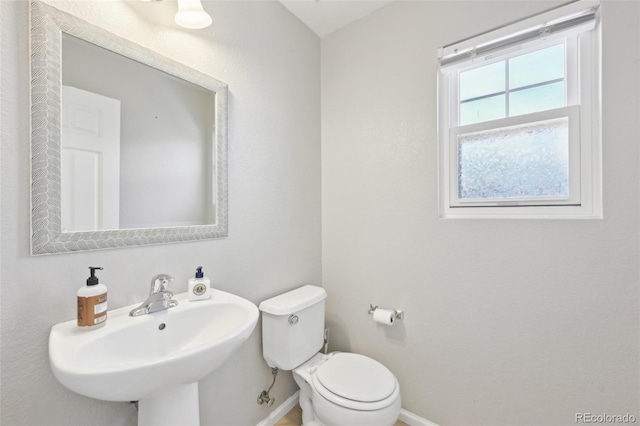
[158,323,166,330]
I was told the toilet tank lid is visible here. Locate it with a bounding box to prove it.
[259,285,327,315]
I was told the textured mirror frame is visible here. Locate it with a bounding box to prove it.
[30,0,228,255]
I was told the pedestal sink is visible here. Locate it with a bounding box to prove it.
[49,289,258,425]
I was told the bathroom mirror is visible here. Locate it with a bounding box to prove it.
[30,1,228,255]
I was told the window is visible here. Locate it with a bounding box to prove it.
[459,43,566,126]
[437,1,602,218]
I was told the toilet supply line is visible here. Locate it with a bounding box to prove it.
[257,367,279,407]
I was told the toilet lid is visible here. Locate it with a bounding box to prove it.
[315,353,396,402]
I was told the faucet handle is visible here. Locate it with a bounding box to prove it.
[150,274,174,294]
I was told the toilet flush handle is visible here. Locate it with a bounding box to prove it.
[288,314,299,325]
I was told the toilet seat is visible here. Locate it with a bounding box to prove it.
[311,353,399,411]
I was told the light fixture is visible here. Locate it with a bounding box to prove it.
[175,0,212,30]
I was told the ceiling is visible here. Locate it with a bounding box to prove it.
[279,0,393,38]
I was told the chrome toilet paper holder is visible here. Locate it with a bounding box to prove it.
[368,304,404,321]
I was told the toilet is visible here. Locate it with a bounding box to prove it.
[259,285,401,426]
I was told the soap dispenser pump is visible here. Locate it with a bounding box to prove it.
[77,267,108,328]
[188,266,211,301]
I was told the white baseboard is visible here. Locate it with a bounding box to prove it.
[399,408,439,426]
[255,390,300,426]
[256,390,439,426]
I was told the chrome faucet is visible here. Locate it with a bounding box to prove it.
[129,274,179,317]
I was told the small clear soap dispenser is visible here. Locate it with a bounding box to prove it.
[77,267,108,329]
[188,266,211,301]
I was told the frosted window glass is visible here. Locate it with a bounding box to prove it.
[457,117,569,200]
[510,82,565,117]
[509,44,565,89]
[460,61,505,101]
[460,94,505,125]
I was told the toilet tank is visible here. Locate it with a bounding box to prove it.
[259,285,327,370]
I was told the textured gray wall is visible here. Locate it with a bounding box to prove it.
[0,0,321,424]
[321,1,639,425]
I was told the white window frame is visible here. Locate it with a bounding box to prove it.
[437,1,602,219]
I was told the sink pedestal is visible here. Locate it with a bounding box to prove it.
[138,383,199,426]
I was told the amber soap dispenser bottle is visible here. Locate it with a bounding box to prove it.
[77,267,108,329]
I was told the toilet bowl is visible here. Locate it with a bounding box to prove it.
[259,285,401,426]
[293,352,401,426]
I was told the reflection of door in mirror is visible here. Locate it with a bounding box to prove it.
[61,85,121,232]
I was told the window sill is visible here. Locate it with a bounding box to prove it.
[439,203,603,219]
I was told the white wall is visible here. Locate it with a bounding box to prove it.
[321,1,639,425]
[0,0,320,424]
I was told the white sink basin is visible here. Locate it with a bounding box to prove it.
[49,289,258,403]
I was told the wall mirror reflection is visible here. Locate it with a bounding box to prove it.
[61,34,216,232]
[30,1,228,255]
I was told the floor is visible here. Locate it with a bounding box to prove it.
[275,404,408,426]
